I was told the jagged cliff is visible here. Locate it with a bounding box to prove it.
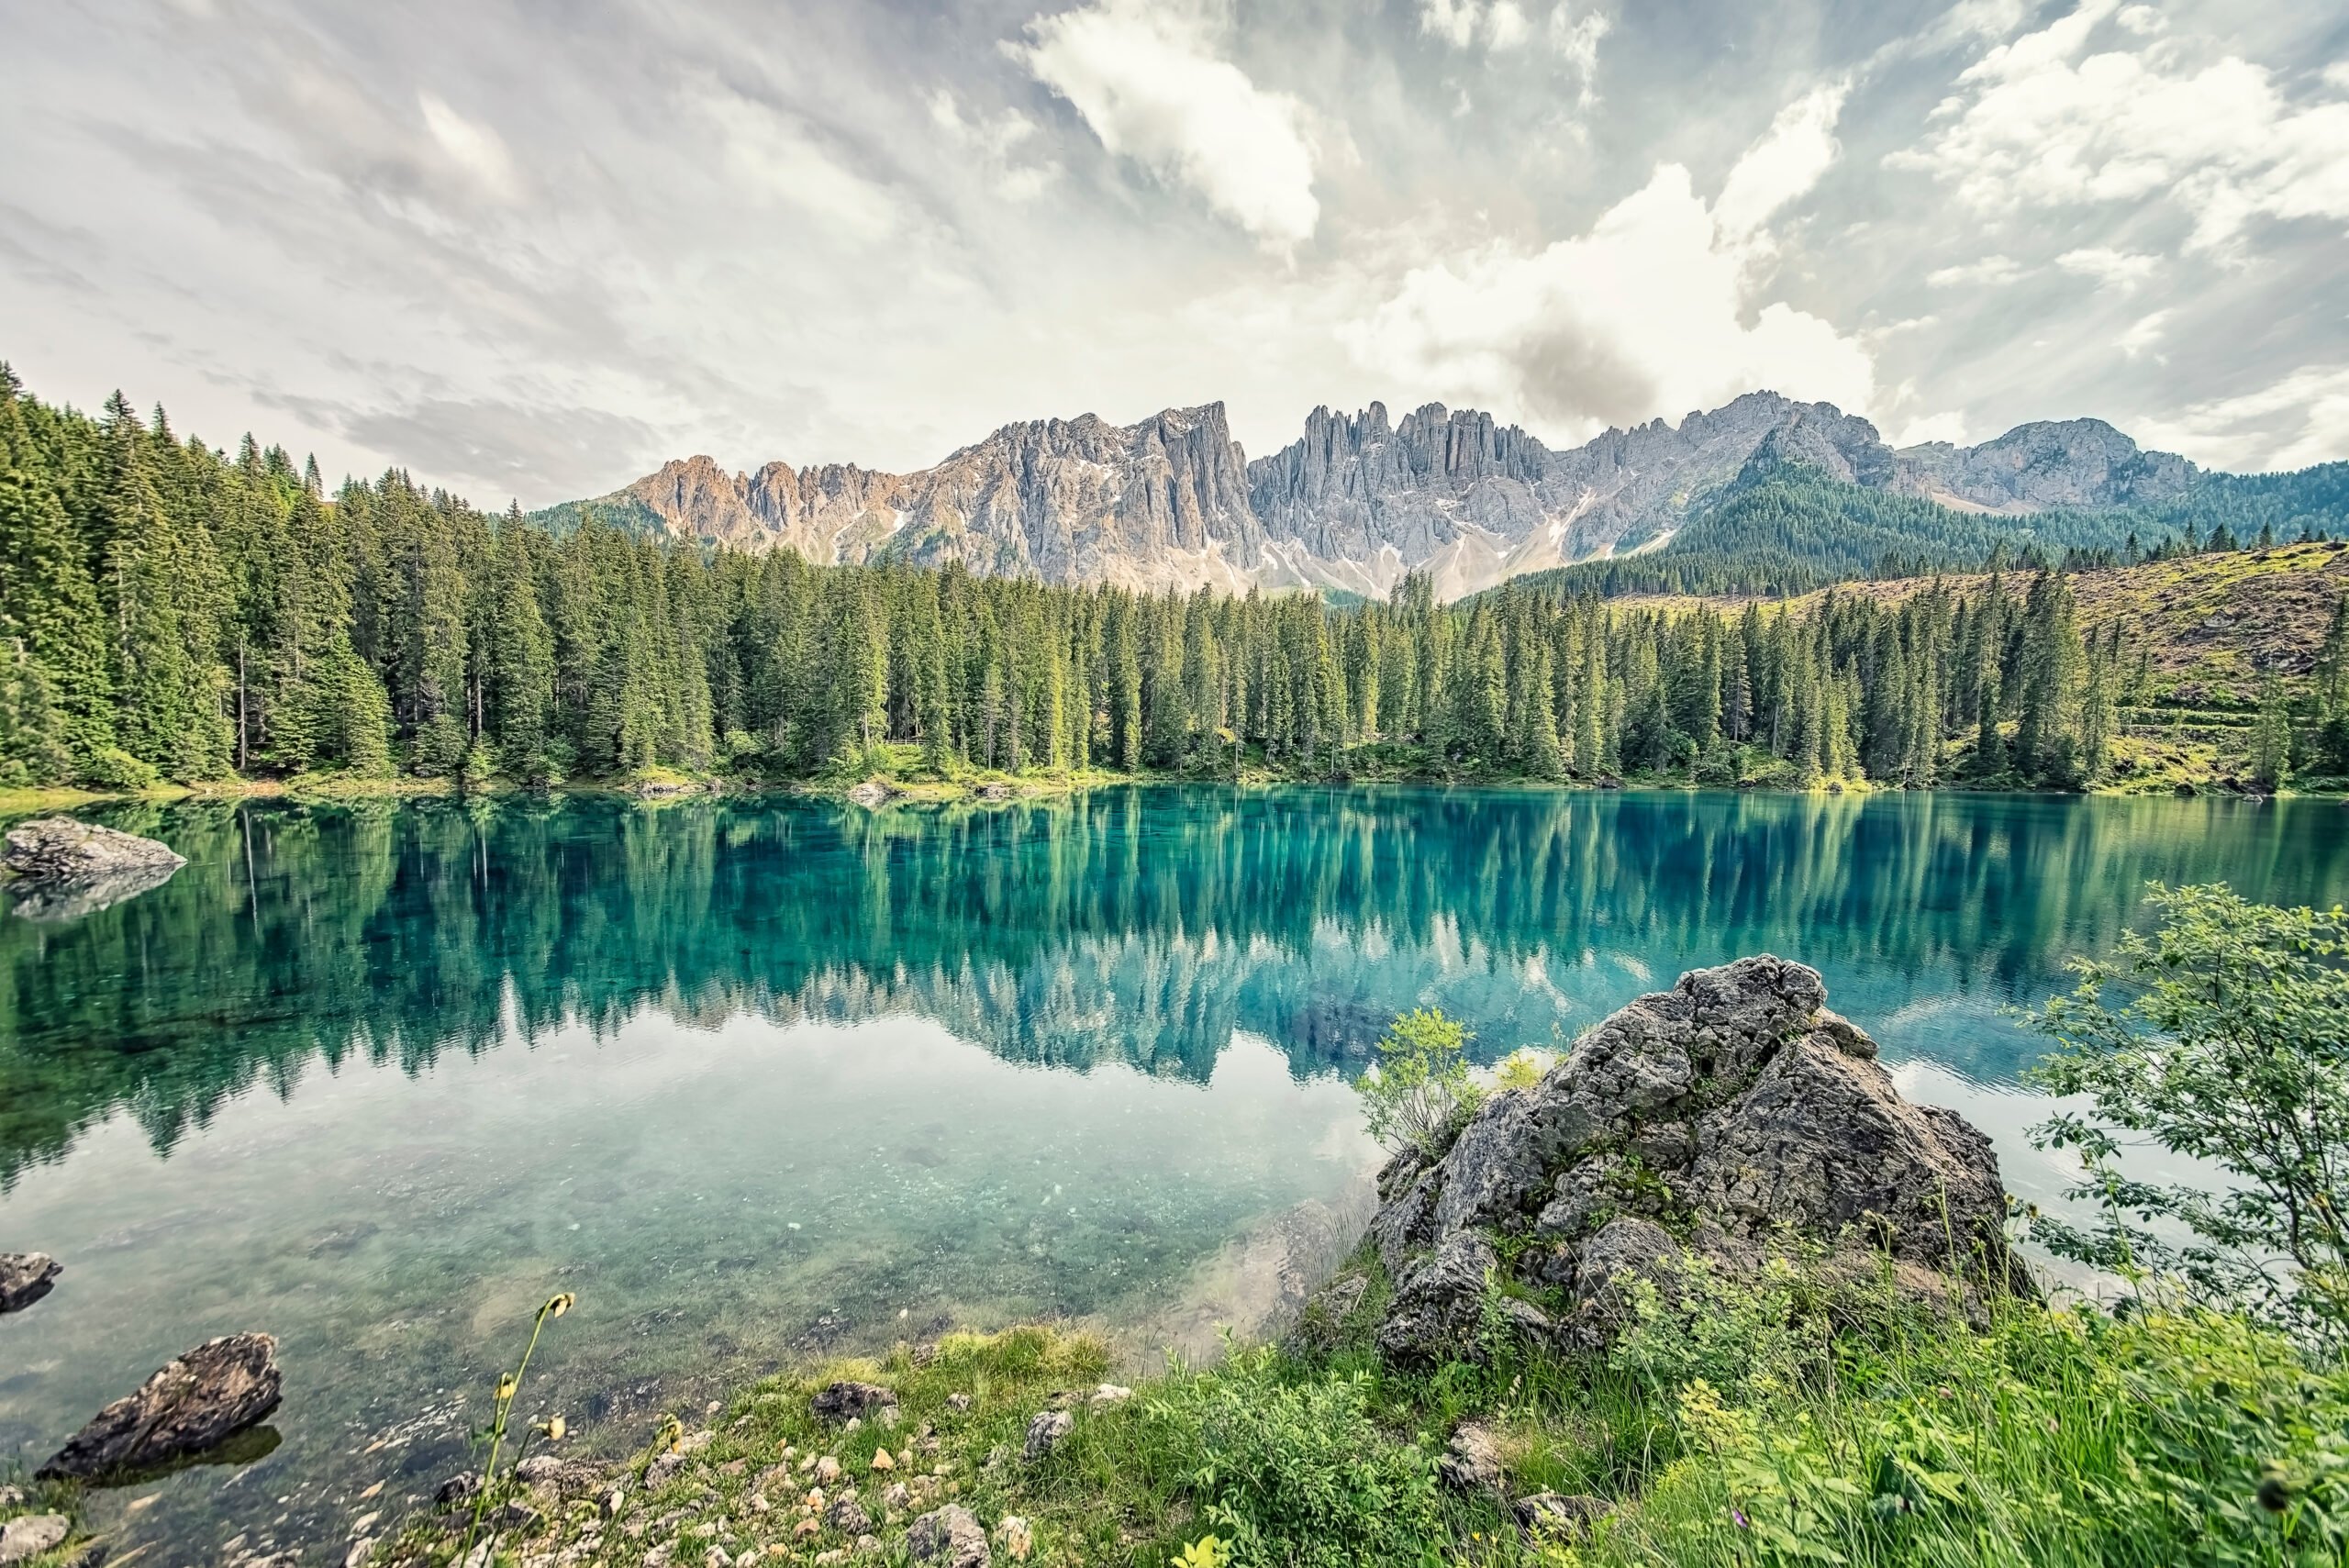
[552,393,2202,599]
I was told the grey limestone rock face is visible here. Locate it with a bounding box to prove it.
[1357,956,2024,1364]
[3,817,186,881]
[39,1333,282,1481]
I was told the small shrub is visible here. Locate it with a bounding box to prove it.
[2027,884,2349,1341]
[1143,1345,1443,1568]
[1493,1048,1552,1092]
[1353,1007,1484,1158]
[82,745,160,790]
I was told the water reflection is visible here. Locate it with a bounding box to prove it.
[4,785,2337,1190]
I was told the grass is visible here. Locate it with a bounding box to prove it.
[367,1244,2349,1568]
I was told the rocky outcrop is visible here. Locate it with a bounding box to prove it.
[0,1252,61,1313]
[38,1333,283,1481]
[1892,418,2196,513]
[1356,958,2023,1368]
[0,1515,70,1565]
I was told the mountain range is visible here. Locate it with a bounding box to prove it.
[538,391,2215,599]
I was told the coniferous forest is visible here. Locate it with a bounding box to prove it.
[4,366,2345,795]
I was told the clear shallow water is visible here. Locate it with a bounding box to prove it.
[0,785,2342,1555]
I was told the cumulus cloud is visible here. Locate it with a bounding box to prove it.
[1891,0,2349,256]
[2055,246,2159,291]
[1887,410,1970,447]
[2133,364,2349,472]
[1343,91,1873,440]
[1012,0,1319,248]
[1926,254,2024,287]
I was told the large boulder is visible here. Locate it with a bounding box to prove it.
[4,817,185,880]
[4,817,186,920]
[38,1333,282,1481]
[0,1252,61,1314]
[1359,958,2026,1365]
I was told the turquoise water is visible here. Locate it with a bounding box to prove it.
[0,785,2341,1555]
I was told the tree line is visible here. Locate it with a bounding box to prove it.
[3,368,2343,793]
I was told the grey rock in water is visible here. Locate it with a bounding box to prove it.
[4,817,184,880]
[1360,957,2025,1366]
[4,818,186,920]
[0,1515,71,1565]
[906,1505,989,1568]
[811,1381,897,1422]
[0,1251,61,1313]
[39,1333,283,1481]
[843,781,900,808]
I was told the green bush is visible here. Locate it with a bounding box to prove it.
[2028,883,2349,1341]
[81,745,160,790]
[1144,1345,1444,1568]
[1353,1007,1485,1159]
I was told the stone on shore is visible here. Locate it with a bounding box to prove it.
[811,1381,898,1423]
[0,1252,61,1314]
[907,1504,989,1567]
[1020,1410,1071,1462]
[1355,956,2026,1368]
[0,1515,70,1565]
[38,1333,282,1481]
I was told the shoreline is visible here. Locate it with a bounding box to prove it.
[0,765,2330,821]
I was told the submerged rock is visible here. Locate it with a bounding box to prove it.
[1356,957,2025,1366]
[39,1333,282,1482]
[0,1251,61,1314]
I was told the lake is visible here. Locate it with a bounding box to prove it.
[0,785,2341,1557]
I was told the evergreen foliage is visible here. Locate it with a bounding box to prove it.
[0,370,2336,793]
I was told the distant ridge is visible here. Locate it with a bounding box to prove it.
[532,391,2343,601]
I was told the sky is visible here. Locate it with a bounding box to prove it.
[2,0,2345,509]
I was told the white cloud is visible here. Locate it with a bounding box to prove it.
[701,91,903,245]
[2118,307,2171,359]
[1715,81,1849,241]
[2114,5,2165,36]
[2133,364,2349,471]
[2055,246,2160,291]
[1014,0,1319,248]
[417,93,518,202]
[1548,6,1611,96]
[1892,0,2349,256]
[1888,410,1970,447]
[1926,254,2024,287]
[1343,100,1875,442]
[1421,0,1530,51]
[928,90,1059,203]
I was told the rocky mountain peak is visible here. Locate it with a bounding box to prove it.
[560,391,2208,599]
